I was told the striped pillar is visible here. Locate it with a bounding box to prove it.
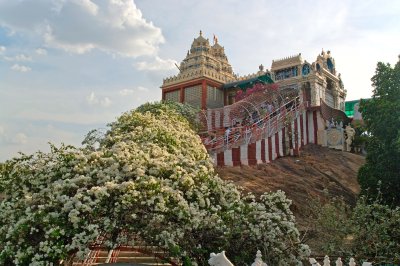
[248,143,257,165]
[240,143,249,165]
[297,115,301,152]
[267,136,272,161]
[282,127,286,156]
[232,147,241,166]
[302,111,308,145]
[291,121,295,153]
[299,114,304,147]
[278,130,284,157]
[261,139,266,163]
[308,111,315,144]
[224,149,233,167]
[217,152,224,167]
[271,134,277,160]
[313,111,318,144]
[256,140,263,164]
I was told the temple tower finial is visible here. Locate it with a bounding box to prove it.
[199,30,202,36]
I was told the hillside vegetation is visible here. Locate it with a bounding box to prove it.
[217,144,365,224]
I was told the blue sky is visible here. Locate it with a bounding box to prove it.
[0,0,399,161]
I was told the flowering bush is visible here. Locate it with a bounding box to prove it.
[235,83,279,102]
[0,102,309,265]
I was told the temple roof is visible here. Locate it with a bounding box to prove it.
[271,53,303,70]
[162,31,236,87]
[223,73,273,90]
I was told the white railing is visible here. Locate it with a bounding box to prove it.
[200,97,305,153]
[309,255,372,266]
[208,252,373,266]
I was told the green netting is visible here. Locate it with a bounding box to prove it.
[345,100,359,117]
[223,73,274,90]
[345,98,371,117]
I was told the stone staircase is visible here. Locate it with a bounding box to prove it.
[72,245,177,266]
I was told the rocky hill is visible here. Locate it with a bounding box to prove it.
[216,144,365,224]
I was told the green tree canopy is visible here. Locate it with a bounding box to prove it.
[0,102,309,265]
[358,57,400,205]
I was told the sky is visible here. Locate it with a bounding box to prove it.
[0,0,399,161]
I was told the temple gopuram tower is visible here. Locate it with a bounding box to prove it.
[161,31,236,109]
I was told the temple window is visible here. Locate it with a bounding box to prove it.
[165,90,180,103]
[184,85,202,108]
[302,64,310,76]
[207,86,224,108]
[275,66,299,80]
[327,58,334,74]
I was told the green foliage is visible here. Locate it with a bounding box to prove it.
[0,102,309,265]
[351,195,400,264]
[351,123,369,153]
[358,58,400,205]
[306,197,352,255]
[307,195,400,264]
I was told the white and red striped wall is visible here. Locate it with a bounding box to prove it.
[211,109,322,166]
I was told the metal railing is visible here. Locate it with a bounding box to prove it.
[200,96,305,153]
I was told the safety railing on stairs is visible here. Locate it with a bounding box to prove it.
[200,97,306,154]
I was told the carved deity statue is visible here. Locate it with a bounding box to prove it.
[251,250,268,266]
[353,103,363,120]
[345,125,356,152]
[208,251,234,266]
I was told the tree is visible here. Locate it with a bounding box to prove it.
[0,102,309,265]
[358,57,400,205]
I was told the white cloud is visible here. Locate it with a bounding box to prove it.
[35,48,47,55]
[119,89,135,96]
[86,92,112,107]
[11,64,31,72]
[100,97,112,107]
[135,56,177,71]
[5,54,32,61]
[0,46,5,53]
[12,132,28,144]
[119,86,149,96]
[87,91,98,105]
[137,86,149,92]
[0,0,164,57]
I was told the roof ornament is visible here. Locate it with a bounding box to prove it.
[213,34,218,45]
[199,30,202,36]
[259,64,264,71]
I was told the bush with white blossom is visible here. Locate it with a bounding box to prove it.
[0,102,309,265]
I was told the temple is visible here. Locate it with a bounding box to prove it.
[161,31,346,111]
[161,31,351,167]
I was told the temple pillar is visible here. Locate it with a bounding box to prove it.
[180,87,184,103]
[201,80,207,109]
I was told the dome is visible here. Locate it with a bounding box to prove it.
[190,30,210,52]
